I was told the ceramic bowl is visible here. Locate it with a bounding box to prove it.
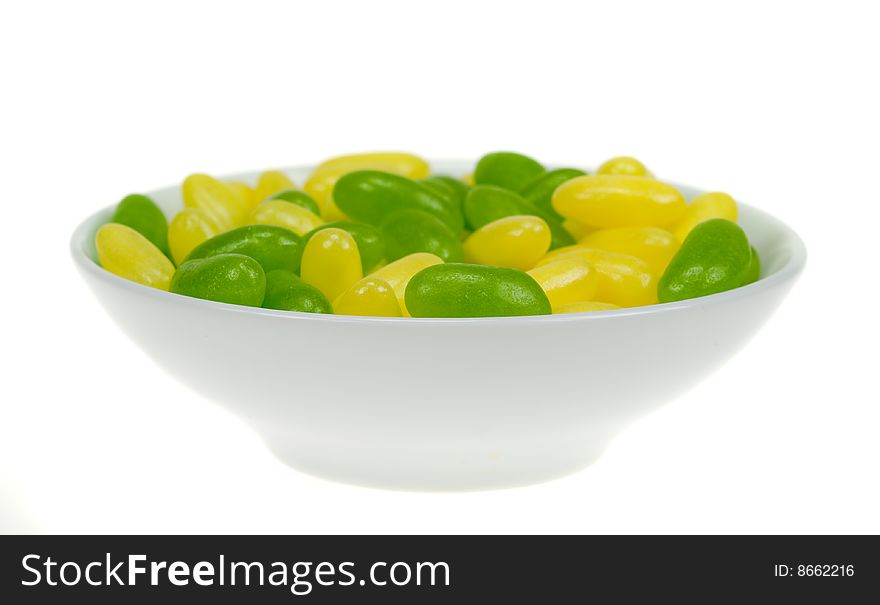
[71,161,806,490]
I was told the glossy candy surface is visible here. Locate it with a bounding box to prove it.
[171,253,266,307]
[405,263,551,317]
[464,215,551,271]
[382,209,463,263]
[579,226,679,275]
[185,224,300,272]
[300,228,363,301]
[305,152,430,220]
[333,171,463,232]
[658,219,752,303]
[249,200,324,235]
[294,221,385,274]
[96,223,175,290]
[369,252,443,316]
[334,277,402,317]
[182,174,250,230]
[262,270,332,314]
[111,194,170,256]
[464,185,574,249]
[537,247,657,307]
[596,156,653,178]
[673,192,738,242]
[519,168,586,222]
[474,152,545,191]
[253,170,296,205]
[168,208,222,265]
[552,175,686,229]
[527,257,599,309]
[269,190,322,217]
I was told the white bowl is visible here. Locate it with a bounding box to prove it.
[71,161,806,490]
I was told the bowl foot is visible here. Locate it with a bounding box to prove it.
[259,428,608,491]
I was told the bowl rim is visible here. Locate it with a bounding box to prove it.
[70,164,807,325]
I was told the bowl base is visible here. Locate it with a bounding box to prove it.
[259,427,608,491]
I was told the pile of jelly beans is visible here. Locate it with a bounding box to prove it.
[95,152,760,317]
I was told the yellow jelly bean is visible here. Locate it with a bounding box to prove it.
[168,208,222,265]
[552,175,686,229]
[562,219,591,241]
[463,215,551,271]
[300,228,363,301]
[596,156,653,178]
[333,277,402,317]
[304,152,430,219]
[579,226,680,276]
[226,181,257,210]
[527,257,598,308]
[249,200,324,235]
[462,173,475,186]
[554,301,620,314]
[253,170,297,205]
[369,252,443,316]
[536,247,656,307]
[182,174,250,230]
[96,223,175,290]
[673,192,738,242]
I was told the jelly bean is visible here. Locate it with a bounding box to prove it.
[334,276,402,317]
[111,194,170,257]
[370,252,443,316]
[249,200,324,235]
[526,257,598,309]
[304,152,430,219]
[742,246,761,285]
[381,209,464,263]
[519,168,586,221]
[253,170,296,204]
[184,224,300,272]
[658,219,751,303]
[294,221,385,274]
[536,247,657,307]
[96,223,175,290]
[421,175,470,211]
[171,254,266,307]
[596,156,653,178]
[168,208,222,265]
[405,263,551,317]
[673,192,737,242]
[552,175,687,229]
[333,170,463,232]
[182,174,250,230]
[463,185,574,249]
[554,301,620,314]
[269,189,322,217]
[562,219,591,241]
[463,215,551,270]
[462,173,475,186]
[473,151,544,191]
[300,228,363,301]
[225,181,257,210]
[262,269,332,314]
[579,226,680,276]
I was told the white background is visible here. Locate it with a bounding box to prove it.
[1,0,877,534]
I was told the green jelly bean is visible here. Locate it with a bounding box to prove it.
[742,246,761,285]
[473,151,545,191]
[405,263,551,317]
[420,175,470,213]
[111,194,170,257]
[381,209,464,263]
[185,225,300,272]
[269,189,321,217]
[262,270,332,313]
[171,253,266,307]
[658,219,752,303]
[333,170,463,232]
[293,220,385,274]
[519,168,587,222]
[463,185,575,249]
